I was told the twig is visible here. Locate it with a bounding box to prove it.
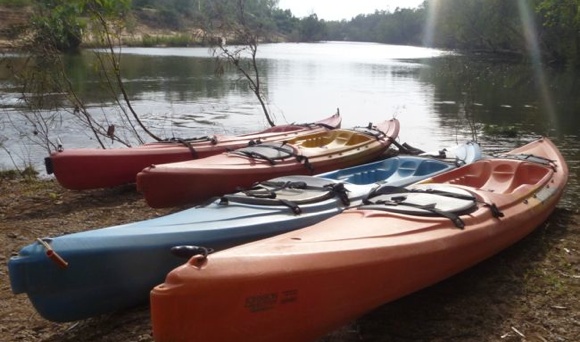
[511,326,525,338]
[558,270,580,279]
[66,321,80,332]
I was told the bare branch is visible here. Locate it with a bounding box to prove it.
[205,0,276,126]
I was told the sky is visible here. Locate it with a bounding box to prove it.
[277,0,426,21]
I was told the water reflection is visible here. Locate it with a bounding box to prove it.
[419,55,572,137]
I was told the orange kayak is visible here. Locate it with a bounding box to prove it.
[45,112,341,190]
[137,118,400,208]
[150,137,568,342]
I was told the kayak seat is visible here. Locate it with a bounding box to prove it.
[330,131,372,148]
[388,159,448,182]
[299,135,332,148]
[415,159,452,176]
[297,130,373,149]
[480,162,515,193]
[396,160,422,178]
[480,160,551,194]
[445,161,493,188]
[325,131,356,148]
[507,162,551,194]
[344,132,372,145]
[325,158,453,186]
[335,131,353,144]
[346,169,394,184]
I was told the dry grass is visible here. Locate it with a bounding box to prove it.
[1,177,578,341]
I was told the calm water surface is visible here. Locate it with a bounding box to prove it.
[0,42,578,208]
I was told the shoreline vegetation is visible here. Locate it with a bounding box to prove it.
[0,8,225,50]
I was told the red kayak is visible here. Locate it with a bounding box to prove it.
[45,112,341,190]
[150,137,568,342]
[136,118,400,208]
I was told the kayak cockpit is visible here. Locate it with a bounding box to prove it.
[431,159,552,195]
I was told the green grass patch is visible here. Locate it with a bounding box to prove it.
[0,166,38,180]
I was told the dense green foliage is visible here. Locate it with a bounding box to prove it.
[25,0,131,51]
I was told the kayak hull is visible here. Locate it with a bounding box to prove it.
[137,119,400,208]
[150,138,568,342]
[8,142,482,322]
[47,113,341,190]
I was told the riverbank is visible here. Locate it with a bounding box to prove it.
[0,6,29,50]
[1,177,578,341]
[0,6,206,50]
[0,5,283,52]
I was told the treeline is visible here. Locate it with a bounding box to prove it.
[127,0,580,67]
[129,0,309,42]
[126,0,418,43]
[317,0,580,69]
[2,0,580,68]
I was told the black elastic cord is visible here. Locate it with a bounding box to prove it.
[234,150,277,165]
[176,139,198,158]
[218,179,350,214]
[324,182,350,206]
[498,153,556,170]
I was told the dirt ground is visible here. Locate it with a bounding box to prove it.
[0,176,578,342]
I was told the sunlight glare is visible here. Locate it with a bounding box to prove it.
[422,0,439,47]
[517,0,557,132]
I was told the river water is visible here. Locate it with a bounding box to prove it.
[0,41,578,208]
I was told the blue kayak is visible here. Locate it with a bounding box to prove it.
[8,142,481,322]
